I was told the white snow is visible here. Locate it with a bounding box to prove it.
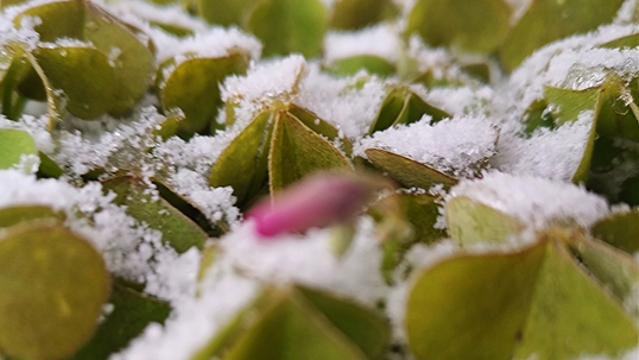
[324,24,401,63]
[355,114,499,178]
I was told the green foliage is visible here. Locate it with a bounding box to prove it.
[193,286,390,360]
[406,235,638,360]
[0,128,37,169]
[0,224,110,359]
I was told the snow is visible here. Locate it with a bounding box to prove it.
[447,172,611,231]
[324,24,401,63]
[355,114,499,178]
[494,110,594,182]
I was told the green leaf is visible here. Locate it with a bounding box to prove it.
[406,240,546,360]
[406,238,639,360]
[0,205,65,229]
[33,46,116,119]
[544,86,599,126]
[406,0,511,54]
[327,55,396,77]
[193,285,390,360]
[38,151,65,178]
[209,111,275,208]
[69,280,171,360]
[288,103,353,155]
[513,236,637,360]
[269,111,352,193]
[567,235,639,318]
[591,209,639,254]
[0,224,110,359]
[296,286,390,360]
[594,75,639,143]
[159,52,250,134]
[197,0,261,26]
[245,0,327,57]
[369,86,450,134]
[82,2,155,115]
[329,0,399,30]
[500,0,626,71]
[365,148,458,190]
[0,128,37,169]
[102,176,207,253]
[446,195,525,246]
[600,32,639,49]
[15,0,155,117]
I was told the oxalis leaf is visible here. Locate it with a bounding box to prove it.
[158,51,250,134]
[368,85,450,135]
[196,0,261,27]
[500,0,626,71]
[14,0,155,120]
[245,0,327,57]
[210,107,351,209]
[406,234,638,360]
[0,224,110,359]
[0,128,37,170]
[192,286,389,360]
[102,176,207,253]
[365,148,458,190]
[406,0,511,54]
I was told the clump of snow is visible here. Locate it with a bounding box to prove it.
[416,84,494,116]
[168,168,240,225]
[494,110,594,182]
[208,217,388,307]
[324,24,401,63]
[11,153,40,174]
[110,0,208,35]
[447,172,610,230]
[355,114,499,178]
[295,64,387,138]
[406,36,476,86]
[221,55,307,127]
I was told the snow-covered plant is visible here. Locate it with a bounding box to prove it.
[0,0,637,359]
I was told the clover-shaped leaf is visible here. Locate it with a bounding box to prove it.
[500,0,626,71]
[407,0,511,54]
[0,224,110,359]
[0,128,37,169]
[197,0,261,26]
[102,176,207,253]
[159,51,250,134]
[369,86,450,134]
[365,148,458,190]
[406,236,638,360]
[14,0,155,120]
[210,106,351,208]
[193,286,389,360]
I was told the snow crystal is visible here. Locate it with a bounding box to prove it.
[294,64,387,138]
[494,110,594,182]
[355,114,498,178]
[324,24,401,63]
[447,172,610,231]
